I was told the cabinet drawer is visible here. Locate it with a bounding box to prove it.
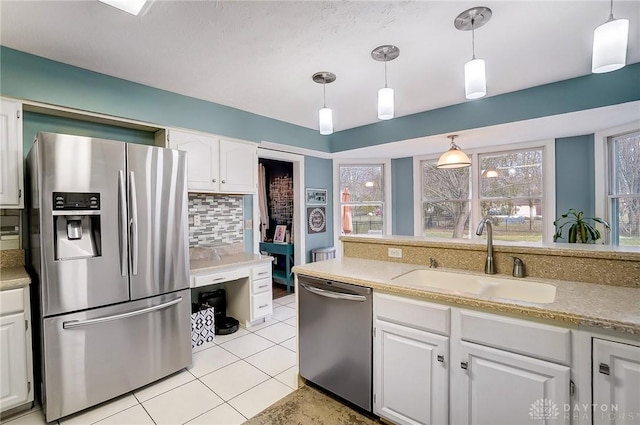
[252,263,272,280]
[374,292,450,335]
[192,268,249,288]
[459,310,572,365]
[251,292,273,319]
[252,277,272,295]
[0,288,25,315]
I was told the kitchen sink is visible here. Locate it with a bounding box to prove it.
[391,269,556,304]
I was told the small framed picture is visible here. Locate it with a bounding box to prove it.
[273,225,287,243]
[306,188,327,205]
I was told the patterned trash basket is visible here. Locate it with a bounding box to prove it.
[191,306,215,353]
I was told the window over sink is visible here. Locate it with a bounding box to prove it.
[416,141,554,243]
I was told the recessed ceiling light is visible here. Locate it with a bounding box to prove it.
[98,0,151,16]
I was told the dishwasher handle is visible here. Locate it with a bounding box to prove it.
[301,283,367,302]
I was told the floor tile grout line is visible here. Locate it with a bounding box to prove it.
[84,392,136,425]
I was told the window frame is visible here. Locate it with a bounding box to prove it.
[595,123,640,245]
[333,158,392,257]
[413,139,555,242]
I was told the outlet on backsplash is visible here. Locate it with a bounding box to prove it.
[388,248,402,258]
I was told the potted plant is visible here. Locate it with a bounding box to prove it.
[553,209,610,243]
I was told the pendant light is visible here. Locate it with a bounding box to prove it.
[592,0,629,73]
[312,72,336,135]
[437,135,471,169]
[455,7,492,100]
[371,45,400,120]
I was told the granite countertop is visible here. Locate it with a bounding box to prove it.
[293,257,640,335]
[190,252,273,275]
[0,267,31,291]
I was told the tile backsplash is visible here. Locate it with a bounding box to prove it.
[188,194,244,248]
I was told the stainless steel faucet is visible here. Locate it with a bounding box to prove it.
[476,218,496,274]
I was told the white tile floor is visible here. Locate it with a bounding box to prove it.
[5,294,297,425]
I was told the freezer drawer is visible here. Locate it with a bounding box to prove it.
[42,290,191,421]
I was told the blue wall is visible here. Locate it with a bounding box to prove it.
[22,112,155,154]
[330,64,640,152]
[391,158,414,235]
[1,46,330,153]
[554,134,596,242]
[303,156,334,262]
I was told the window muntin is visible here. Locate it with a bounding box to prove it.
[609,131,640,246]
[339,164,385,235]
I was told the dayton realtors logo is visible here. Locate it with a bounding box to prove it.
[529,399,560,420]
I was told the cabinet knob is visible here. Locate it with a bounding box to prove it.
[212,179,217,183]
[221,180,226,184]
[437,355,444,363]
[461,361,468,370]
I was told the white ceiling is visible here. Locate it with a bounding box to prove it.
[1,1,639,134]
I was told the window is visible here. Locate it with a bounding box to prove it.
[418,143,551,242]
[339,164,385,235]
[421,160,471,238]
[608,130,640,246]
[479,149,544,242]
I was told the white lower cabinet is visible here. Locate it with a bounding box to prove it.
[374,319,448,425]
[373,291,572,425]
[0,288,33,414]
[592,338,640,425]
[453,341,570,425]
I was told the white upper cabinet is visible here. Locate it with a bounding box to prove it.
[593,338,640,425]
[0,99,24,208]
[219,138,257,193]
[168,129,257,194]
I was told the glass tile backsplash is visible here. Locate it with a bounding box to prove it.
[188,194,244,247]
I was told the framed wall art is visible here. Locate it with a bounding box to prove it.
[307,207,326,234]
[306,188,327,206]
[273,225,287,243]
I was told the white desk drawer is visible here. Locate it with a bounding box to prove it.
[252,263,272,280]
[192,268,249,288]
[251,292,273,319]
[0,288,24,315]
[252,277,271,295]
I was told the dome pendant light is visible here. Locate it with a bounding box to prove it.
[437,135,472,169]
[312,72,336,135]
[455,7,492,100]
[592,0,629,73]
[371,45,400,120]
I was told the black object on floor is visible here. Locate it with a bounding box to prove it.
[198,289,239,335]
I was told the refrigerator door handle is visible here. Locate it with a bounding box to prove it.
[118,170,127,277]
[62,297,183,329]
[128,171,139,276]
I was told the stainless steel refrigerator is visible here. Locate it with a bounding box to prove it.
[27,132,192,421]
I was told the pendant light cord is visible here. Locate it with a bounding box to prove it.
[609,0,614,20]
[384,60,388,88]
[323,79,327,108]
[471,18,476,60]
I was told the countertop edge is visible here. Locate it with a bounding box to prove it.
[293,265,639,335]
[0,266,31,291]
[190,256,273,275]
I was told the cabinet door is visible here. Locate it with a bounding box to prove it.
[219,138,257,193]
[169,130,218,192]
[0,99,23,208]
[0,312,29,412]
[454,341,570,425]
[374,320,448,425]
[593,338,640,425]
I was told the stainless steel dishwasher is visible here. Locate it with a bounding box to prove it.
[298,276,373,412]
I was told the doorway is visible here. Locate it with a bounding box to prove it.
[256,149,305,299]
